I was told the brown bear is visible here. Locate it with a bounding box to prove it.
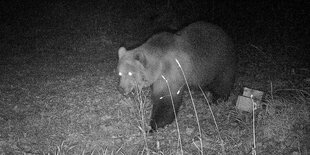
[117,21,237,132]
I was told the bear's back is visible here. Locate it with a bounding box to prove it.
[177,22,233,58]
[142,32,176,55]
[175,22,235,85]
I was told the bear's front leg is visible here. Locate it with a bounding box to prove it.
[149,88,183,132]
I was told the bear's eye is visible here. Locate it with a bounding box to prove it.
[118,72,123,76]
[128,72,133,76]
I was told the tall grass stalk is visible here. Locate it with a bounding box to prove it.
[250,94,257,155]
[161,75,183,155]
[175,59,203,155]
[134,82,150,155]
[198,86,226,155]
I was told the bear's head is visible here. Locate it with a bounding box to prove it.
[117,47,150,95]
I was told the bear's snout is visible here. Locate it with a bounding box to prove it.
[118,82,134,95]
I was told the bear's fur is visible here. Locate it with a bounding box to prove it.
[117,21,237,132]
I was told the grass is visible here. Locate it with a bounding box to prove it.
[161,74,183,154]
[175,59,203,154]
[1,1,309,154]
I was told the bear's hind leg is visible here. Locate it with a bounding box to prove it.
[210,67,236,102]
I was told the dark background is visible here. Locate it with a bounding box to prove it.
[1,0,309,64]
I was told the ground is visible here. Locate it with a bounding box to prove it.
[0,1,309,155]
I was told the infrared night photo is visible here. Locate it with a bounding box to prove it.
[0,0,309,154]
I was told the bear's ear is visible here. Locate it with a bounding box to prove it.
[118,47,127,59]
[134,52,147,67]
